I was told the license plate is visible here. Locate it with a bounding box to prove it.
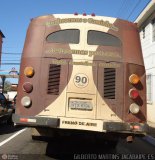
[69,99,93,111]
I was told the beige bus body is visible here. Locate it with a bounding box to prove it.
[13,14,151,139]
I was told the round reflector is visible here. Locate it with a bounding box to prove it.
[24,67,34,77]
[129,89,139,99]
[22,82,33,93]
[21,96,31,108]
[129,74,140,84]
[129,103,140,114]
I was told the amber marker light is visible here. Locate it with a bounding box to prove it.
[129,74,140,85]
[24,67,34,77]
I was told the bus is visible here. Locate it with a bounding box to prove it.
[13,14,149,142]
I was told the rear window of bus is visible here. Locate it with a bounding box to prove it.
[87,30,122,47]
[46,29,80,44]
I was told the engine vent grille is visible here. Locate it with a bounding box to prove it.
[104,68,116,99]
[47,64,61,95]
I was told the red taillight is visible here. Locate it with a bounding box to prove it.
[91,13,95,16]
[129,89,139,99]
[22,82,33,93]
[83,13,87,16]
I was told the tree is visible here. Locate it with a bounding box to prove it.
[3,80,11,93]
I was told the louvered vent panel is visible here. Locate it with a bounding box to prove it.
[104,68,116,99]
[47,64,61,95]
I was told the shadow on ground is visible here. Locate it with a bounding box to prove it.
[0,124,24,135]
[45,136,117,160]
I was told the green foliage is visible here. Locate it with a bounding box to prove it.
[4,81,11,93]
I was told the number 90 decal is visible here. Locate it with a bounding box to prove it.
[74,73,89,88]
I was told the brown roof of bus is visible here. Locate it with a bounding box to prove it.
[0,30,5,38]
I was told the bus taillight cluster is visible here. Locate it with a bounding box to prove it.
[128,74,141,114]
[21,67,34,108]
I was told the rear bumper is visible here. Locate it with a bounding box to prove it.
[13,114,150,135]
[12,114,59,127]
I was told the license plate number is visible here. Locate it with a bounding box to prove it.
[69,100,93,111]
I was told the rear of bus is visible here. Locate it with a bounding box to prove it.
[13,14,149,139]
